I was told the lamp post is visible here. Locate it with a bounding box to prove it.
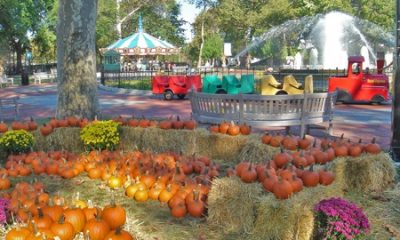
[391,0,400,161]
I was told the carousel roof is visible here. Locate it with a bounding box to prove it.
[104,16,180,56]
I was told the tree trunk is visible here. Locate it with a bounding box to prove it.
[198,20,205,68]
[56,0,99,119]
[15,44,23,74]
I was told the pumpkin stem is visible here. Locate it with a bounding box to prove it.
[58,214,65,224]
[340,133,344,139]
[309,165,314,172]
[358,138,362,144]
[115,227,122,235]
[371,137,376,144]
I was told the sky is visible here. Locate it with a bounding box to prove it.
[177,0,200,42]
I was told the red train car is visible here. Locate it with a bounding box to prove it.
[152,75,202,100]
[328,56,390,103]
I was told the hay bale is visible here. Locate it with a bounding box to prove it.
[238,135,279,164]
[194,130,248,164]
[119,126,146,150]
[207,177,262,234]
[141,128,197,154]
[343,152,396,193]
[32,128,83,152]
[329,157,348,191]
[252,181,343,240]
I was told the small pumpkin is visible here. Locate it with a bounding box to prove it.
[239,123,251,135]
[40,124,53,136]
[209,124,219,133]
[183,115,197,130]
[0,121,8,133]
[272,177,293,199]
[261,131,272,144]
[218,121,230,134]
[319,168,335,186]
[172,115,184,129]
[50,215,75,240]
[104,228,134,240]
[27,117,38,131]
[227,121,240,136]
[301,165,320,187]
[5,226,31,240]
[101,193,126,230]
[365,138,381,154]
[240,163,257,183]
[84,210,111,240]
[273,147,292,168]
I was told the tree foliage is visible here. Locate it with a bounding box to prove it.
[0,0,56,72]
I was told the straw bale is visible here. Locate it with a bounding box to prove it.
[238,135,279,164]
[32,128,83,152]
[118,126,146,150]
[193,130,248,164]
[141,127,197,154]
[252,181,343,240]
[207,177,262,234]
[334,153,396,193]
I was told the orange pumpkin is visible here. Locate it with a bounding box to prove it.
[104,228,134,240]
[63,208,87,234]
[50,215,75,240]
[101,195,126,230]
[272,177,293,199]
[0,121,8,133]
[83,213,110,240]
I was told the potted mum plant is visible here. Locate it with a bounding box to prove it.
[314,197,370,240]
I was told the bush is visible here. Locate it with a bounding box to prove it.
[0,130,34,154]
[314,197,370,240]
[80,120,120,150]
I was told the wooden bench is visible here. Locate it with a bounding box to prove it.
[190,91,337,137]
[0,97,20,120]
[0,75,14,88]
[33,72,56,84]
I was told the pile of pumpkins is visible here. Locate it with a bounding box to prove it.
[261,132,381,157]
[0,118,39,133]
[3,182,133,240]
[209,121,251,136]
[113,115,197,130]
[228,133,382,200]
[84,151,214,219]
[2,150,217,219]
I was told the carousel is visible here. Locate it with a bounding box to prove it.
[102,16,180,71]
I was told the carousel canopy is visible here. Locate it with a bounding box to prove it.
[104,16,180,56]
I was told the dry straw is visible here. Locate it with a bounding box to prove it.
[238,135,279,164]
[331,152,396,193]
[252,181,343,240]
[207,177,262,234]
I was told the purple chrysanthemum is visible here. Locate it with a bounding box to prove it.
[315,197,369,240]
[0,198,10,224]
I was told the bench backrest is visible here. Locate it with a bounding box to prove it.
[190,92,337,127]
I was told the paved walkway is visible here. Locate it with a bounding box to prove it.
[0,84,392,149]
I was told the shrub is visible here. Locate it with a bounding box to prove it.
[80,120,120,150]
[0,130,34,154]
[314,197,370,240]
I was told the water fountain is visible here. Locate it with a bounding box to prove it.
[235,11,394,69]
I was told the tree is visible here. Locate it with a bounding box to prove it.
[202,33,223,64]
[0,0,55,73]
[187,0,218,67]
[56,0,99,119]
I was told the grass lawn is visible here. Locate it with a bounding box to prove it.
[105,79,151,90]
